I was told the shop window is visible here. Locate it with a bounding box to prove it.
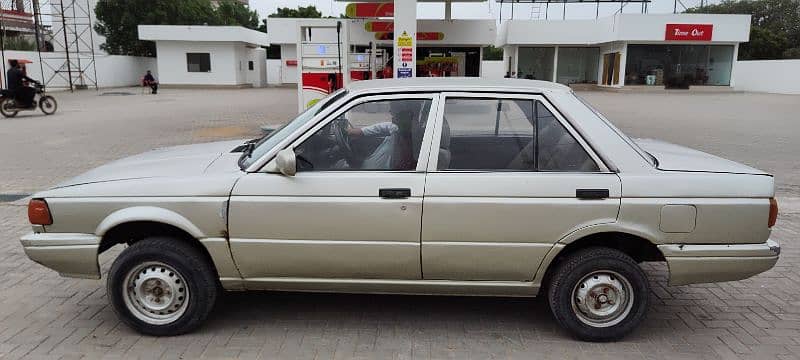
[248,61,254,71]
[556,47,599,85]
[624,45,734,86]
[187,53,211,72]
[518,47,555,81]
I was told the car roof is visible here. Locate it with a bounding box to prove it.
[344,77,572,94]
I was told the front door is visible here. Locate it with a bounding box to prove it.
[229,94,438,281]
[421,93,621,281]
[602,52,621,85]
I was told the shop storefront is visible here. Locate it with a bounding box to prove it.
[498,13,751,88]
[625,44,735,86]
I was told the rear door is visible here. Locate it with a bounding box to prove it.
[421,92,621,281]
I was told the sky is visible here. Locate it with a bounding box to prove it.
[250,0,711,22]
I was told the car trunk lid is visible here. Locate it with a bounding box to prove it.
[635,138,769,175]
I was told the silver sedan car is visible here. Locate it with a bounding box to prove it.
[21,78,780,341]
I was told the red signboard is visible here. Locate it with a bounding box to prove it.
[285,59,297,66]
[365,21,394,32]
[400,48,413,62]
[665,24,713,41]
[345,3,394,18]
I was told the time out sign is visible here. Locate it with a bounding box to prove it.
[665,24,713,41]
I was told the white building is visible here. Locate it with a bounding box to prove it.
[497,13,751,87]
[138,25,269,88]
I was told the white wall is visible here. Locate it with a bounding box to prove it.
[245,48,267,88]
[481,60,505,79]
[1,50,154,89]
[154,41,251,86]
[734,60,800,95]
[617,14,750,43]
[95,55,158,88]
[498,14,751,46]
[280,44,298,84]
[267,59,282,85]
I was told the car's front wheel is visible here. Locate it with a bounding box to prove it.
[547,247,650,342]
[107,237,219,336]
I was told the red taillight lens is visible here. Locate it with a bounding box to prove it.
[768,197,778,228]
[28,199,52,225]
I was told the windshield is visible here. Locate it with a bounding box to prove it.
[239,89,347,169]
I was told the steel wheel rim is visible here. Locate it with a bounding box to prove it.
[570,270,634,328]
[122,261,189,325]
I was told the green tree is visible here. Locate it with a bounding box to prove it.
[215,0,260,29]
[686,0,800,59]
[268,5,323,18]
[95,0,263,57]
[482,45,504,61]
[2,36,37,51]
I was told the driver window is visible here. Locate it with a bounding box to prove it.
[295,99,432,171]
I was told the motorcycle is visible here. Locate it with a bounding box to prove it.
[0,83,58,118]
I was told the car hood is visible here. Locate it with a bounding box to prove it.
[54,139,247,188]
[635,138,769,175]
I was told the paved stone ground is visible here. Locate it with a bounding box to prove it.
[0,87,799,359]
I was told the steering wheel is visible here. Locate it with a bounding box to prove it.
[330,118,355,160]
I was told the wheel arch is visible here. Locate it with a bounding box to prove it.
[96,206,205,242]
[96,207,223,281]
[534,228,665,288]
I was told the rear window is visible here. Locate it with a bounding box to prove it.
[573,93,656,166]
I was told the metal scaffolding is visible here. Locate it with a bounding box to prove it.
[498,0,651,21]
[41,0,98,90]
[0,0,97,91]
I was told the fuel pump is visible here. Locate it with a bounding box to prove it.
[349,52,371,81]
[297,20,350,112]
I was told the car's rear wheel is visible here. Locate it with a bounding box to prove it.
[547,247,649,342]
[107,237,218,336]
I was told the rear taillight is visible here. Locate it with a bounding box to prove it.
[768,197,778,228]
[28,199,52,225]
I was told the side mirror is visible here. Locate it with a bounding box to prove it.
[275,148,297,176]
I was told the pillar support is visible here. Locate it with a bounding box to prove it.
[393,0,418,78]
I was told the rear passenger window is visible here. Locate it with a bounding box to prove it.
[438,98,599,172]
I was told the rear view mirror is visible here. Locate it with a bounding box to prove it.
[275,149,297,176]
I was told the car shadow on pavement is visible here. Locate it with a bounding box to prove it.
[206,290,565,333]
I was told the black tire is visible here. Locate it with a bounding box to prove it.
[107,237,219,336]
[547,247,649,342]
[0,98,18,118]
[39,95,57,115]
